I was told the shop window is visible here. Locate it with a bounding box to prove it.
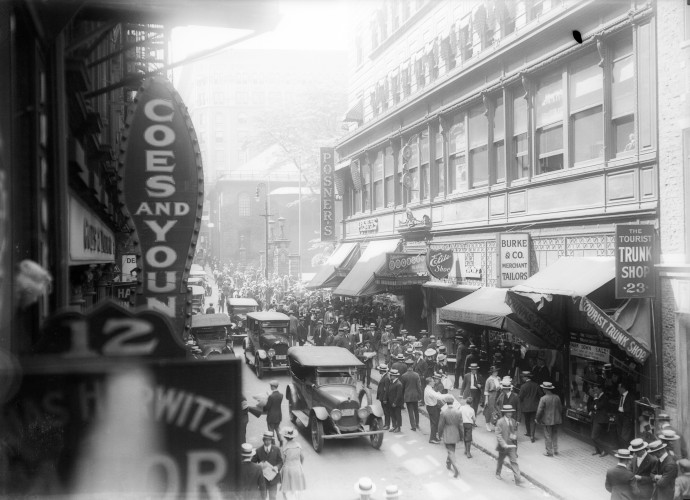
[493,96,506,183]
[469,106,489,188]
[362,161,371,211]
[434,129,445,198]
[512,92,529,180]
[373,151,384,209]
[238,192,251,217]
[535,72,564,174]
[570,52,603,164]
[611,33,636,156]
[449,116,468,193]
[420,130,430,200]
[384,147,395,207]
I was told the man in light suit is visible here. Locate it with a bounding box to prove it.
[252,431,283,500]
[437,394,463,478]
[263,380,284,446]
[461,363,484,415]
[629,438,658,500]
[495,377,520,425]
[535,381,563,457]
[495,404,524,486]
[605,448,635,500]
[649,439,678,500]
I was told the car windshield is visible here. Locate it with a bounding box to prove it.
[316,369,356,386]
[195,331,226,342]
[261,325,288,335]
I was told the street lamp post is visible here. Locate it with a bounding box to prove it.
[255,183,272,281]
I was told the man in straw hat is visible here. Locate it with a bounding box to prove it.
[354,476,376,500]
[438,394,463,478]
[461,363,484,415]
[604,448,635,499]
[387,368,404,433]
[658,413,688,459]
[629,438,657,500]
[384,484,401,499]
[535,381,563,457]
[239,443,265,500]
[253,431,283,500]
[519,371,541,443]
[495,377,520,426]
[376,364,392,430]
[424,376,445,444]
[264,380,284,447]
[675,459,690,500]
[495,404,524,486]
[648,439,678,500]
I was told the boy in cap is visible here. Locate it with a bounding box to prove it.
[605,449,635,499]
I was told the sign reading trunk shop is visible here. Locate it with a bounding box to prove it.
[427,247,453,279]
[497,233,530,287]
[320,147,336,241]
[615,224,655,299]
[120,77,203,340]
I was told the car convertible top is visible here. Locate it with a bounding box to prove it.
[287,346,363,367]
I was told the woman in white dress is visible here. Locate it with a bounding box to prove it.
[280,428,305,500]
[484,365,501,431]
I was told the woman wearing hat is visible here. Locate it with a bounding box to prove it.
[605,449,635,499]
[483,366,501,431]
[280,428,305,500]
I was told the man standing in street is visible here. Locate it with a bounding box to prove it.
[658,413,689,459]
[453,337,467,389]
[495,404,524,486]
[589,384,610,457]
[263,380,284,447]
[519,371,541,443]
[604,449,635,500]
[615,380,635,448]
[630,438,657,500]
[377,364,392,429]
[253,431,283,500]
[461,363,484,416]
[424,376,444,444]
[438,394,463,479]
[535,381,562,457]
[313,319,326,346]
[387,368,404,433]
[401,362,422,431]
[239,444,265,500]
[205,302,215,314]
[296,316,308,346]
[648,439,678,500]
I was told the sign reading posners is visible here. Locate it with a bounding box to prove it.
[320,147,336,241]
[120,77,203,339]
[615,224,655,299]
[497,233,530,287]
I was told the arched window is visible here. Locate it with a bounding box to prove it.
[238,192,251,216]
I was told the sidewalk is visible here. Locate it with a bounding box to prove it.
[368,369,615,500]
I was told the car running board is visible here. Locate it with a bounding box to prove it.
[291,410,310,427]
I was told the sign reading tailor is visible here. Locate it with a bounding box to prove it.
[386,252,426,275]
[497,233,530,287]
[120,77,203,340]
[427,247,453,279]
[320,147,336,241]
[615,224,655,299]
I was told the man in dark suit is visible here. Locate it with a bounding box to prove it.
[605,448,635,500]
[616,380,635,448]
[461,363,484,415]
[239,444,265,500]
[649,439,678,500]
[495,377,521,425]
[630,438,658,500]
[532,357,551,386]
[589,384,610,457]
[264,380,284,446]
[453,337,467,389]
[518,371,541,443]
[387,368,404,433]
[391,353,407,375]
[313,320,326,346]
[252,431,283,500]
[376,364,392,429]
[401,363,423,431]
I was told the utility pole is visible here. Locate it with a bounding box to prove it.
[256,182,272,281]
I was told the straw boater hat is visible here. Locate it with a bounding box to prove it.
[614,449,634,460]
[469,363,479,370]
[659,429,681,441]
[648,440,667,453]
[354,477,376,496]
[522,371,532,378]
[629,438,648,452]
[241,443,255,460]
[424,348,437,357]
[501,404,515,413]
[540,381,555,390]
[384,484,401,499]
[500,377,513,389]
[370,323,377,328]
[385,325,393,330]
[437,353,447,362]
[419,330,428,335]
[283,427,296,440]
[395,353,405,361]
[262,431,274,441]
[400,329,408,335]
[377,364,389,372]
[389,368,400,377]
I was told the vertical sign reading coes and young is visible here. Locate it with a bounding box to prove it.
[120,77,203,339]
[320,147,336,241]
[615,224,655,299]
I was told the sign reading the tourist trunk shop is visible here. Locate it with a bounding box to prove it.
[497,233,530,287]
[426,247,453,279]
[320,147,336,241]
[615,224,655,299]
[119,77,203,340]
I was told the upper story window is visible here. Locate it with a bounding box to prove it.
[434,127,445,199]
[570,51,603,164]
[238,192,251,216]
[449,116,468,193]
[468,105,489,188]
[610,32,635,156]
[493,96,506,183]
[373,151,384,209]
[535,71,565,174]
[384,147,395,207]
[420,130,430,200]
[512,90,529,180]
[406,134,420,202]
[362,160,371,212]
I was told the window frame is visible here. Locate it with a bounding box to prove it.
[569,51,604,166]
[448,114,468,194]
[468,104,489,188]
[534,69,566,175]
[372,151,385,209]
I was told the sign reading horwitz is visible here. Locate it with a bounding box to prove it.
[427,247,453,279]
[320,147,336,241]
[497,233,530,287]
[615,224,655,299]
[119,77,203,340]
[68,194,115,264]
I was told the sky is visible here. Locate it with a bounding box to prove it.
[170,0,350,63]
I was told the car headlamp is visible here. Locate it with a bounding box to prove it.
[357,407,370,420]
[330,409,342,421]
[268,348,276,358]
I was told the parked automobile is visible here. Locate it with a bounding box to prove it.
[227,298,259,345]
[243,311,290,378]
[285,346,385,453]
[189,285,206,314]
[190,313,236,359]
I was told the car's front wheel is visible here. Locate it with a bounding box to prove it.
[369,417,384,449]
[310,415,324,453]
[255,355,264,379]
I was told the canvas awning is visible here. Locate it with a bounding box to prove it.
[332,239,401,297]
[511,257,615,298]
[439,287,558,348]
[306,242,360,290]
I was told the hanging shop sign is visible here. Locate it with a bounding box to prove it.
[385,252,427,275]
[68,194,115,264]
[426,247,453,279]
[122,253,138,282]
[358,218,378,233]
[615,224,655,299]
[570,341,610,363]
[497,233,530,287]
[574,296,650,364]
[119,77,203,341]
[320,147,336,241]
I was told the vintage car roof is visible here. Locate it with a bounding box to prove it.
[227,298,259,306]
[247,311,290,321]
[287,346,363,367]
[189,285,206,295]
[191,313,232,328]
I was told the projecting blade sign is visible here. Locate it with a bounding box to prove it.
[426,247,453,279]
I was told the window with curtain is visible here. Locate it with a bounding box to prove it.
[493,96,505,183]
[420,130,430,200]
[570,51,603,164]
[373,151,384,209]
[535,71,564,174]
[512,92,529,180]
[449,116,468,193]
[384,146,395,207]
[434,128,445,198]
[469,105,489,187]
[611,32,635,156]
[238,192,251,216]
[362,161,371,211]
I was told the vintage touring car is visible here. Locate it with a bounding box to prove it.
[243,311,290,378]
[190,313,236,359]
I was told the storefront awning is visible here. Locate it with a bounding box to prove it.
[332,239,401,297]
[306,242,360,290]
[439,287,557,348]
[511,257,615,297]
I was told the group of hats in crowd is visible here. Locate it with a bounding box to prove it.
[240,428,298,460]
[355,476,401,499]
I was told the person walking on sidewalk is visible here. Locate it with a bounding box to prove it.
[376,364,392,430]
[495,377,521,429]
[605,449,635,500]
[460,396,476,458]
[461,363,483,415]
[629,438,657,500]
[388,368,404,433]
[674,459,690,500]
[519,371,541,443]
[264,380,284,447]
[280,428,306,500]
[438,394,464,479]
[253,431,283,500]
[649,439,678,500]
[484,366,501,432]
[453,337,467,389]
[401,362,422,431]
[535,382,563,457]
[424,377,444,444]
[589,384,610,457]
[495,404,524,487]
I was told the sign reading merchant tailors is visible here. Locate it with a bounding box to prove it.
[427,247,453,279]
[386,252,426,275]
[615,224,655,299]
[120,77,203,340]
[68,194,115,264]
[497,233,530,287]
[320,147,336,241]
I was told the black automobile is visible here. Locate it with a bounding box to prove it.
[226,297,259,345]
[243,311,290,378]
[190,313,236,359]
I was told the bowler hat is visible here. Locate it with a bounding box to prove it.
[648,440,666,453]
[614,449,633,460]
[501,404,515,413]
[354,477,376,496]
[540,381,555,390]
[629,438,648,452]
[659,429,681,441]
